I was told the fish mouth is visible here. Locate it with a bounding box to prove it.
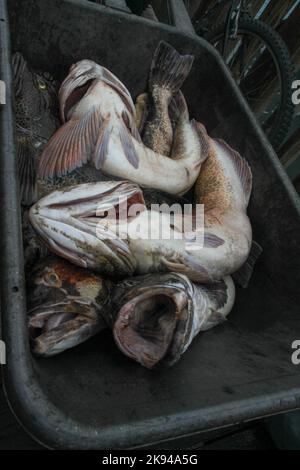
[28,300,103,357]
[59,59,135,121]
[59,60,98,121]
[113,283,193,369]
[29,181,145,275]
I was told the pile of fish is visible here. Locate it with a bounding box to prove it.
[14,41,262,369]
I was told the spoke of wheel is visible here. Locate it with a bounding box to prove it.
[213,29,282,130]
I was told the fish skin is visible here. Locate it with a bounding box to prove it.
[29,181,144,276]
[38,53,202,196]
[126,123,253,282]
[23,163,118,268]
[111,273,235,369]
[142,85,173,156]
[11,53,100,266]
[18,74,119,267]
[101,106,203,195]
[142,41,194,156]
[27,256,112,357]
[135,93,149,134]
[28,96,254,282]
[29,119,253,282]
[12,52,59,205]
[38,60,141,179]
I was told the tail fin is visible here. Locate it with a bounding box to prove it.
[149,41,194,93]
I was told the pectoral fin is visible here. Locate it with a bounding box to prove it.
[38,106,102,178]
[119,119,139,169]
[122,109,142,142]
[204,232,225,248]
[18,140,37,205]
[201,308,227,331]
[12,52,26,97]
[201,279,228,309]
[161,252,212,283]
[93,119,113,169]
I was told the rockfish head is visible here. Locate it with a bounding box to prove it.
[29,181,146,276]
[12,52,58,144]
[112,273,195,369]
[59,59,135,122]
[27,256,111,357]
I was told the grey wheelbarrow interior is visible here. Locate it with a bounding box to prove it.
[0,0,300,450]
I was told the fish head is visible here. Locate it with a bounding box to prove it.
[59,59,135,121]
[59,60,100,121]
[13,52,58,144]
[29,181,145,276]
[113,273,194,368]
[27,256,111,356]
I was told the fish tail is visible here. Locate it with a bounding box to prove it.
[149,41,194,94]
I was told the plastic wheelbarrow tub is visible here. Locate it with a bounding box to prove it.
[1,0,300,450]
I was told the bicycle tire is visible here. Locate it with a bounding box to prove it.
[204,16,295,150]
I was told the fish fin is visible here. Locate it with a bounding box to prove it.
[122,109,142,142]
[201,280,228,310]
[12,52,26,97]
[185,232,224,250]
[135,93,149,134]
[161,252,212,283]
[204,232,225,248]
[93,118,113,169]
[196,121,213,163]
[232,240,263,288]
[169,90,189,123]
[149,41,194,93]
[17,140,38,205]
[201,308,227,332]
[215,138,252,206]
[38,106,102,178]
[119,120,139,169]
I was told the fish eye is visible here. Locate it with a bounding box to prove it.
[44,271,60,286]
[37,80,47,91]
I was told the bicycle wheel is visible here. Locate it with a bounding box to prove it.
[204,17,295,150]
